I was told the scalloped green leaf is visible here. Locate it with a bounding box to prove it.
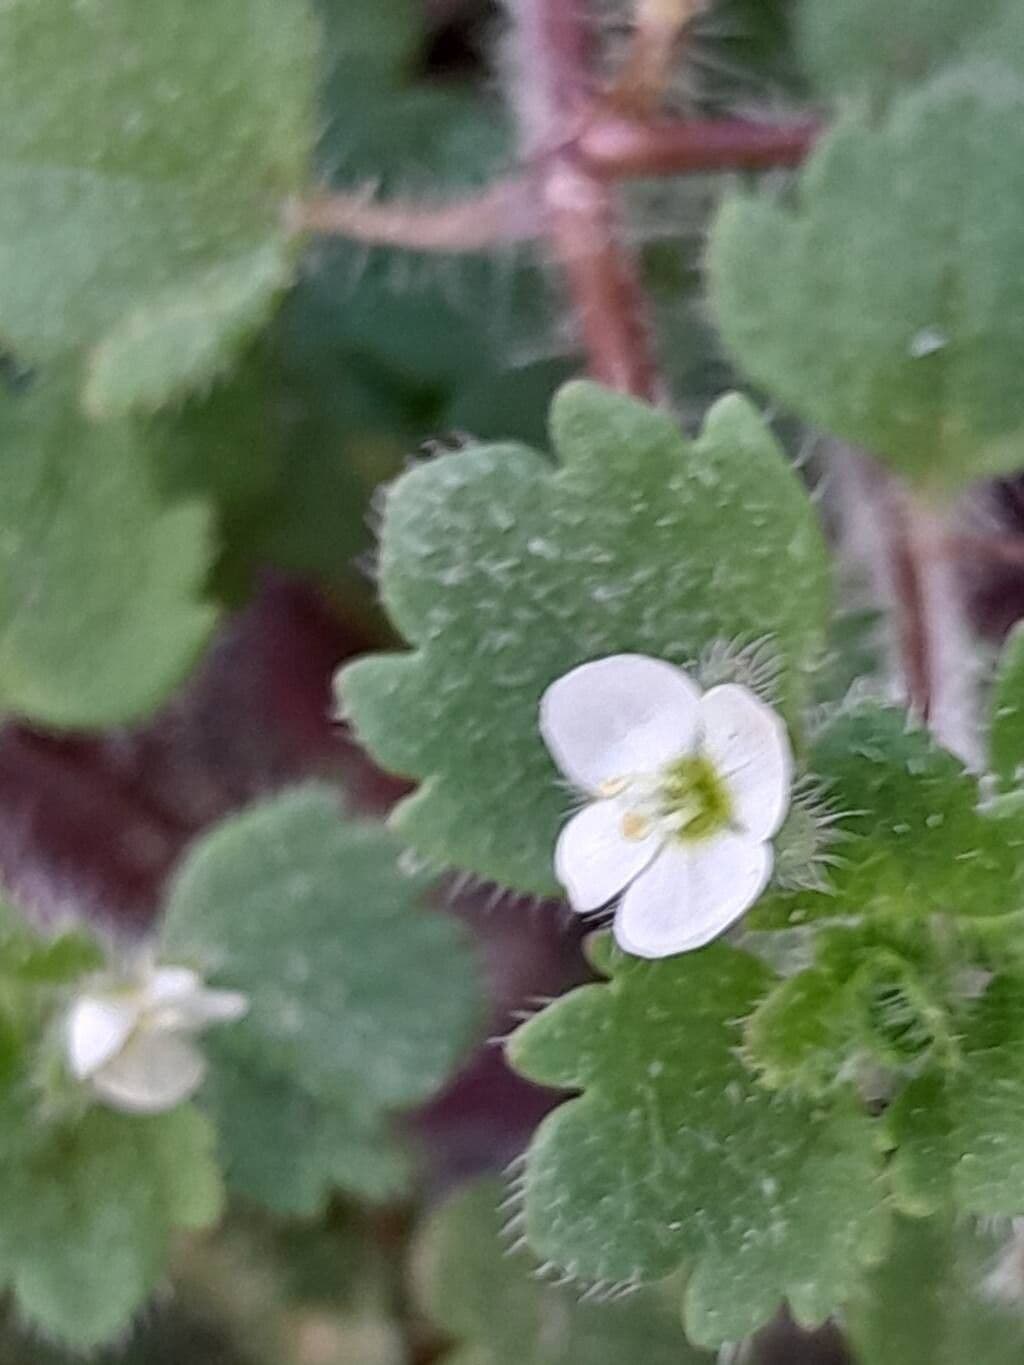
[750,703,1024,929]
[0,0,315,408]
[796,0,1002,102]
[0,1096,221,1347]
[709,63,1024,491]
[845,1213,1024,1365]
[339,380,828,895]
[413,1177,713,1365]
[990,623,1024,791]
[887,976,1024,1217]
[161,785,482,1204]
[0,368,217,728]
[506,938,886,1348]
[203,1055,411,1216]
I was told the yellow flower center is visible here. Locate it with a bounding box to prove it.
[656,753,733,842]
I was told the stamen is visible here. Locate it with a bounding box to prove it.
[621,811,652,841]
[598,775,630,798]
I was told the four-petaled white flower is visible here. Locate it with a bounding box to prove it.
[540,654,792,958]
[66,964,248,1115]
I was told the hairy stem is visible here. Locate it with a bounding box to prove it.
[293,179,536,249]
[578,113,819,178]
[885,485,981,765]
[505,0,663,400]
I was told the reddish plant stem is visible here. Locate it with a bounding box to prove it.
[578,113,820,179]
[945,531,1024,568]
[883,489,933,720]
[297,117,818,255]
[294,178,536,250]
[506,0,663,401]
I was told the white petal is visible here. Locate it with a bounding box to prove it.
[187,993,248,1026]
[555,799,662,912]
[66,995,140,1079]
[90,1031,206,1114]
[146,963,248,1030]
[699,684,792,840]
[540,655,701,793]
[146,966,203,1006]
[613,831,771,958]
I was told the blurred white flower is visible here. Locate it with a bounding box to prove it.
[540,654,792,958]
[66,964,248,1115]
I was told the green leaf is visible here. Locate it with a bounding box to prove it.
[796,0,1003,102]
[990,623,1024,791]
[0,0,315,406]
[412,1177,713,1365]
[507,939,886,1348]
[845,1213,1024,1365]
[743,965,859,1095]
[888,975,1024,1217]
[83,244,291,419]
[0,368,217,727]
[709,63,1024,491]
[320,0,423,81]
[0,901,103,986]
[339,380,828,895]
[0,1097,222,1347]
[750,704,1024,928]
[161,785,482,1202]
[203,1054,411,1215]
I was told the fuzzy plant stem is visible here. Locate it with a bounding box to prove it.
[503,0,663,400]
[885,486,982,766]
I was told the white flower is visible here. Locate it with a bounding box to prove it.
[65,964,248,1115]
[540,654,792,958]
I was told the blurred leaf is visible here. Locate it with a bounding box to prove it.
[845,1213,1024,1365]
[413,1177,714,1364]
[0,1096,221,1347]
[990,622,1024,791]
[175,1209,405,1365]
[161,785,482,1204]
[339,381,828,895]
[204,1056,411,1215]
[0,368,217,727]
[709,63,1024,492]
[796,0,1002,102]
[507,937,886,1348]
[318,0,423,82]
[84,245,292,420]
[0,0,315,407]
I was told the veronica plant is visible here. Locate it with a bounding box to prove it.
[5,0,1024,1361]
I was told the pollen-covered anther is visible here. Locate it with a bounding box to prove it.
[620,810,653,841]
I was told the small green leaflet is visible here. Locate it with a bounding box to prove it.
[750,703,1024,929]
[161,785,483,1207]
[709,62,1024,491]
[0,0,315,411]
[340,381,828,895]
[412,1177,714,1365]
[845,1214,1024,1365]
[0,1096,221,1347]
[887,975,1024,1217]
[0,368,217,727]
[507,937,886,1348]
